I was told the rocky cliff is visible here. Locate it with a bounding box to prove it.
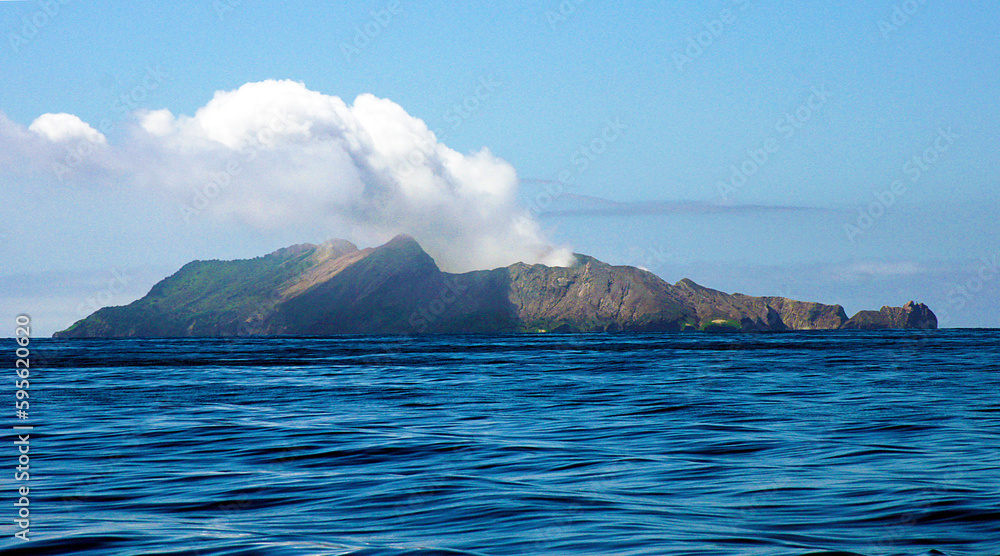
[841,301,938,330]
[54,236,937,337]
[504,257,694,332]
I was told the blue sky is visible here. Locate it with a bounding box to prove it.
[2,0,998,334]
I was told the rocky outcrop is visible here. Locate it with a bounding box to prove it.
[264,235,518,335]
[673,279,781,331]
[505,257,695,332]
[842,301,937,330]
[53,236,937,337]
[670,280,849,332]
[759,297,849,330]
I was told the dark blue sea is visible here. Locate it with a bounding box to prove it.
[3,330,1000,555]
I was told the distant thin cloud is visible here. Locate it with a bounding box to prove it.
[836,260,927,278]
[532,192,839,218]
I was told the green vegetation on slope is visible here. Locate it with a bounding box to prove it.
[58,246,319,337]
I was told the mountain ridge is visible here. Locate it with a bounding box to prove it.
[54,235,937,337]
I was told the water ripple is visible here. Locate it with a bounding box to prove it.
[2,330,998,555]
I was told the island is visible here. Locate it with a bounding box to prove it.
[54,235,937,337]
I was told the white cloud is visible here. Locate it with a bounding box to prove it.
[1,80,574,272]
[139,109,175,136]
[840,260,925,277]
[28,113,106,144]
[828,260,929,284]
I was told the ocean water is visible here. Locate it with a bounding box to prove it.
[3,330,999,555]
